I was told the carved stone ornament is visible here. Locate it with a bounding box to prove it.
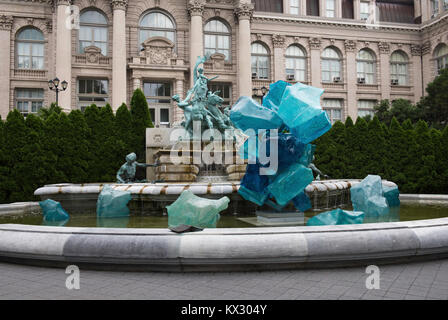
[142,37,175,65]
[188,0,206,17]
[378,42,390,54]
[46,19,53,33]
[344,40,356,52]
[308,37,321,50]
[84,46,102,63]
[410,44,421,56]
[111,0,127,11]
[0,15,13,31]
[210,52,226,70]
[234,2,254,20]
[421,41,431,55]
[272,34,285,48]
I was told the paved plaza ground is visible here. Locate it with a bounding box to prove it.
[0,259,447,300]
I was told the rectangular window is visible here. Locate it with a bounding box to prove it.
[15,88,44,116]
[444,0,448,11]
[326,0,335,17]
[357,100,377,118]
[342,0,354,19]
[431,0,439,17]
[78,79,108,111]
[322,99,343,124]
[208,83,232,107]
[307,0,319,16]
[360,1,370,20]
[290,0,300,14]
[144,82,172,128]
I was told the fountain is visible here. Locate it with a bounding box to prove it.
[5,56,448,272]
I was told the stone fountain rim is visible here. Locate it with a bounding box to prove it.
[0,194,448,271]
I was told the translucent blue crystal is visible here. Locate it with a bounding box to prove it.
[96,185,132,218]
[277,82,332,144]
[383,185,400,207]
[230,96,283,132]
[239,163,270,206]
[267,163,314,206]
[298,143,316,167]
[39,199,70,222]
[350,175,390,216]
[167,190,229,228]
[307,208,365,226]
[262,80,291,112]
[292,191,312,212]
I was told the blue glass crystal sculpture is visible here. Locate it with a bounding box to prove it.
[383,185,400,207]
[238,163,270,206]
[277,83,332,144]
[167,190,230,229]
[350,175,390,216]
[96,185,132,218]
[267,163,314,206]
[39,199,70,222]
[230,96,283,132]
[292,191,312,212]
[307,208,365,226]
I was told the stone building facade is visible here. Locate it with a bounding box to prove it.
[0,0,447,126]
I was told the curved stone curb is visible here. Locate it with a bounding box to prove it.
[1,217,448,271]
[0,202,40,217]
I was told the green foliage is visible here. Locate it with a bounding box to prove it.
[130,88,153,162]
[418,68,448,128]
[0,92,152,204]
[373,99,421,125]
[314,117,448,194]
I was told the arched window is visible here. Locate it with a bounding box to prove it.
[16,28,44,70]
[357,49,376,84]
[251,43,270,80]
[139,11,175,45]
[435,44,448,74]
[321,47,341,82]
[390,51,409,85]
[285,45,307,82]
[79,10,108,55]
[204,19,231,60]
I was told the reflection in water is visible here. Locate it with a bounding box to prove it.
[363,206,400,224]
[42,218,69,227]
[97,217,130,228]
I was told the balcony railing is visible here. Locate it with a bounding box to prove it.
[13,69,47,79]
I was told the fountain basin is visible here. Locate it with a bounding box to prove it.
[33,179,398,215]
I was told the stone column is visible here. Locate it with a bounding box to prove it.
[111,0,127,111]
[309,37,322,87]
[188,0,205,86]
[55,0,72,111]
[336,0,343,18]
[301,0,307,15]
[378,42,391,102]
[235,2,254,97]
[0,15,12,118]
[411,44,423,102]
[354,0,360,19]
[421,0,430,21]
[319,0,325,16]
[345,40,358,120]
[174,79,184,123]
[272,34,285,82]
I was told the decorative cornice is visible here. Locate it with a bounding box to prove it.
[111,0,127,11]
[378,42,390,54]
[0,15,13,31]
[188,0,206,17]
[421,41,431,55]
[344,40,356,52]
[308,37,321,50]
[234,3,254,21]
[272,34,285,48]
[410,44,422,56]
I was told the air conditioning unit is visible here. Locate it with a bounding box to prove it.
[391,79,399,85]
[357,77,366,84]
[333,77,341,83]
[252,72,257,79]
[286,74,295,81]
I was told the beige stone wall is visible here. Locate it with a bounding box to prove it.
[0,0,447,123]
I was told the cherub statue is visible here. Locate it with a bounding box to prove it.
[116,152,158,184]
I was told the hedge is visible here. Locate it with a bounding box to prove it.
[313,116,448,194]
[0,89,153,204]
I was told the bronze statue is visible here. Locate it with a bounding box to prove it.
[116,152,158,184]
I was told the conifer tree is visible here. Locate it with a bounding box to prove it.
[385,117,408,190]
[130,89,153,162]
[67,110,90,183]
[42,112,67,185]
[413,120,437,193]
[0,116,7,203]
[365,116,387,176]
